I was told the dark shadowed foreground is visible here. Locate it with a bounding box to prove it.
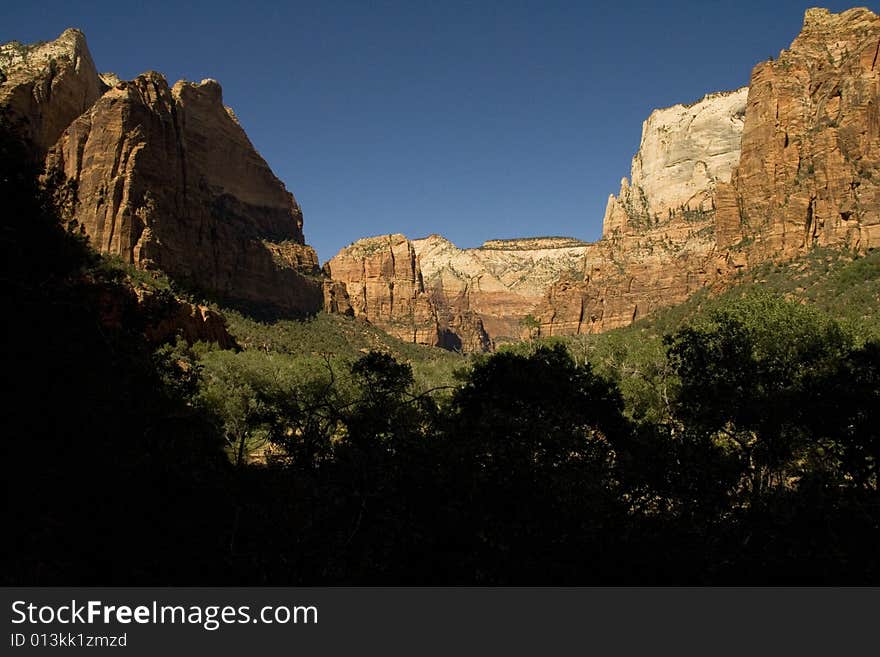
[3,120,878,585]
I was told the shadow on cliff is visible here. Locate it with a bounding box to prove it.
[2,115,233,584]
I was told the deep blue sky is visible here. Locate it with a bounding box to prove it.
[1,1,861,262]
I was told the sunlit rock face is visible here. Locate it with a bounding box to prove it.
[716,7,880,255]
[0,28,103,159]
[540,87,747,337]
[5,10,879,344]
[45,71,322,314]
[602,87,748,238]
[541,8,880,337]
[535,220,737,337]
[3,29,324,315]
[412,234,588,345]
[324,234,443,347]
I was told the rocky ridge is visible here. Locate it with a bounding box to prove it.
[408,7,877,343]
[93,280,237,349]
[1,29,323,317]
[411,234,587,342]
[45,72,323,314]
[602,87,748,237]
[0,28,103,159]
[4,10,878,352]
[328,84,753,346]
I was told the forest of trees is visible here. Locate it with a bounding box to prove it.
[3,118,878,585]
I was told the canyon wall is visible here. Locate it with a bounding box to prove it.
[326,233,592,351]
[323,234,443,346]
[412,235,587,344]
[539,7,879,337]
[4,10,878,351]
[2,30,324,316]
[46,72,323,314]
[603,87,748,237]
[715,7,880,255]
[539,87,749,336]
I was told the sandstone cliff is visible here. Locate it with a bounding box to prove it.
[716,7,880,255]
[538,89,746,336]
[539,7,879,337]
[328,224,730,347]
[6,12,878,349]
[91,278,236,349]
[45,71,323,314]
[0,28,103,159]
[2,29,324,317]
[138,290,237,349]
[324,234,442,346]
[536,221,738,336]
[412,234,587,343]
[602,87,748,237]
[326,232,592,350]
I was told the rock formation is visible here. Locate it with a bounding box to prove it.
[5,10,878,350]
[602,88,748,237]
[333,8,876,345]
[412,234,587,344]
[91,278,236,349]
[716,7,880,255]
[377,87,752,345]
[2,29,324,316]
[138,290,238,349]
[0,28,103,159]
[324,234,442,346]
[538,88,749,336]
[536,224,739,336]
[45,71,323,314]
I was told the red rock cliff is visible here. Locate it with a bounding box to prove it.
[716,7,880,255]
[540,7,879,337]
[45,71,322,314]
[324,234,443,347]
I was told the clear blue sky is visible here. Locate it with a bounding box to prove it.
[1,1,861,263]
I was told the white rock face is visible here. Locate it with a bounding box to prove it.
[412,234,589,341]
[603,87,748,236]
[412,234,588,301]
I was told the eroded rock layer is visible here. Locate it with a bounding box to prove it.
[91,279,237,349]
[5,11,878,349]
[536,220,742,336]
[540,87,746,335]
[324,234,442,346]
[412,234,587,344]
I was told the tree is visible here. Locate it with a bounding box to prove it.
[665,291,855,499]
[801,339,880,491]
[453,344,626,473]
[441,345,630,580]
[519,314,541,342]
[198,350,288,466]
